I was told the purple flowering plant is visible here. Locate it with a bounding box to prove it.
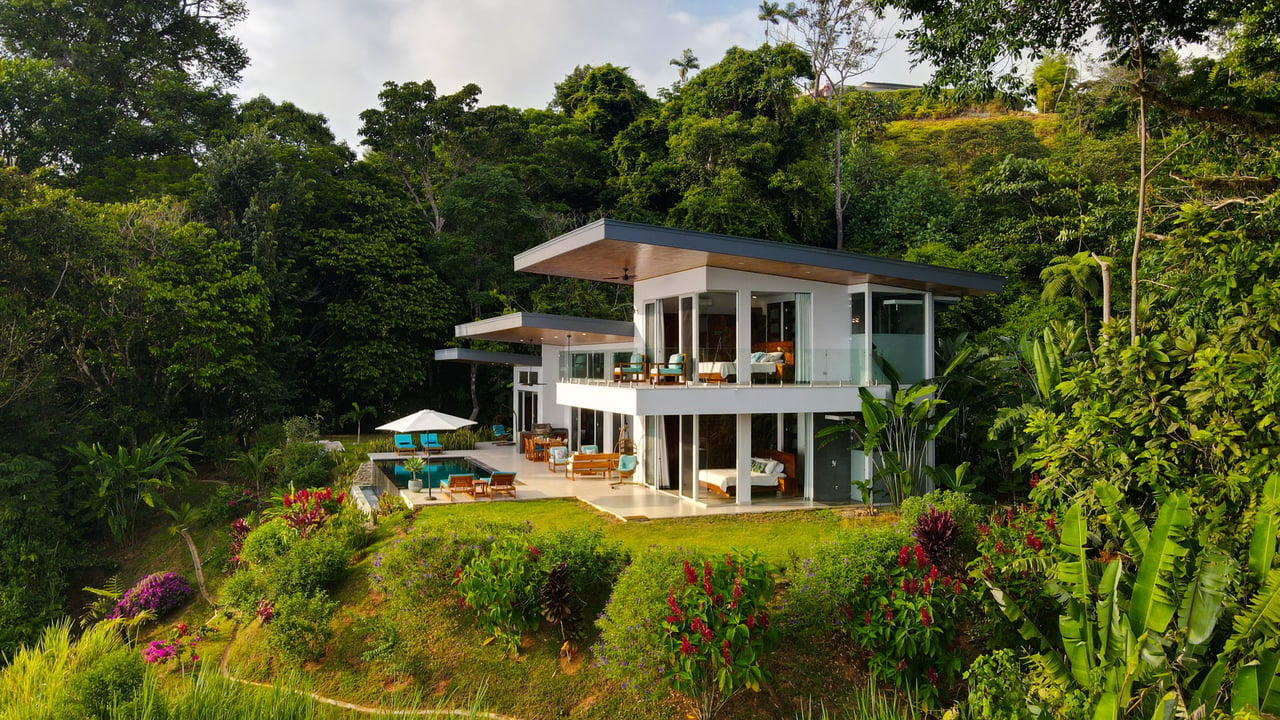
[107,571,194,620]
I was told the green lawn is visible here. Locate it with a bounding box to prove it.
[397,497,897,565]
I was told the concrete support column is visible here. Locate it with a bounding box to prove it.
[736,413,752,506]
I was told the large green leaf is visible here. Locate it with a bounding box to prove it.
[1248,474,1280,584]
[1096,481,1149,558]
[1058,503,1093,609]
[1189,658,1228,717]
[1258,650,1280,713]
[1097,559,1134,664]
[1129,492,1191,637]
[1177,548,1232,649]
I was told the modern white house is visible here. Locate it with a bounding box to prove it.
[439,219,1003,507]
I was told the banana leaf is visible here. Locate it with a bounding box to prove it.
[1177,548,1231,649]
[1248,474,1280,584]
[1096,481,1150,557]
[1129,492,1191,637]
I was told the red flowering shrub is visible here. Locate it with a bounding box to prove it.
[841,542,972,706]
[228,518,252,568]
[968,503,1060,631]
[280,486,346,538]
[660,551,779,720]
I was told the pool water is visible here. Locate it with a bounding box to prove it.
[376,458,493,489]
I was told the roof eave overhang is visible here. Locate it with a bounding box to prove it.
[454,312,634,346]
[514,218,1005,296]
[434,348,542,367]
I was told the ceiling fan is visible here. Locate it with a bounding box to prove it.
[603,266,633,282]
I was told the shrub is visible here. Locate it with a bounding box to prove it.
[913,507,958,566]
[534,528,628,645]
[659,551,780,720]
[371,517,521,605]
[56,647,145,720]
[595,546,703,691]
[218,570,266,615]
[273,440,333,489]
[266,527,355,597]
[779,526,909,634]
[439,428,480,451]
[899,490,983,557]
[263,592,336,663]
[456,536,544,654]
[201,485,252,526]
[238,519,294,569]
[968,504,1060,634]
[278,486,347,538]
[107,572,193,620]
[841,542,974,706]
[963,649,1035,720]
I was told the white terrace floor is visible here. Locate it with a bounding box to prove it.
[367,442,834,522]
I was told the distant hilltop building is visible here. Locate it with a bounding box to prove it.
[810,81,924,98]
[855,81,922,92]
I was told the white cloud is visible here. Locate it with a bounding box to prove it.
[231,0,931,149]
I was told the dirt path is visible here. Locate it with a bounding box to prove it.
[216,624,523,720]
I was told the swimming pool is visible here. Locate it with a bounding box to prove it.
[375,457,494,490]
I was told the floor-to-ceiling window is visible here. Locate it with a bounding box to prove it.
[697,292,737,382]
[872,291,927,384]
[748,292,810,384]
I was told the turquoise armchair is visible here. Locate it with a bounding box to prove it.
[651,353,687,384]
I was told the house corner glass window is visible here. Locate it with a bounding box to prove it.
[871,292,926,384]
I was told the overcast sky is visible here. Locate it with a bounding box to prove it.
[230,0,933,149]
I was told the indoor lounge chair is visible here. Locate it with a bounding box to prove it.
[394,434,416,456]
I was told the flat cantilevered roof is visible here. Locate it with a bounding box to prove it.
[515,219,1004,296]
[433,348,542,367]
[454,312,634,346]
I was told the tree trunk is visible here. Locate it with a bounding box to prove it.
[1092,252,1112,325]
[834,124,845,251]
[469,364,479,421]
[1130,85,1147,344]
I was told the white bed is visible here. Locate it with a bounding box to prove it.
[696,360,782,380]
[698,459,786,494]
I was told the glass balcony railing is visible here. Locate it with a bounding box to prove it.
[556,348,932,387]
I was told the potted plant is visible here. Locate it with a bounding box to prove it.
[402,457,426,493]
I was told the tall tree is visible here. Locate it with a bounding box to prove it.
[879,0,1263,342]
[669,48,700,84]
[789,0,884,250]
[359,80,482,234]
[0,0,246,179]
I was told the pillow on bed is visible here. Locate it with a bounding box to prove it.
[750,460,768,473]
[750,351,765,363]
[766,460,784,475]
[761,352,784,363]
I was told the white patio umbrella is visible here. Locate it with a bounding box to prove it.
[375,409,477,433]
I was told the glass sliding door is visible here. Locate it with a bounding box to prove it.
[697,291,737,382]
